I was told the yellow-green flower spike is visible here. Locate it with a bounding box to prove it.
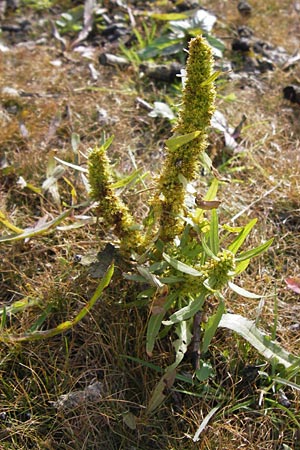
[88,145,142,254]
[151,35,216,242]
[174,35,216,136]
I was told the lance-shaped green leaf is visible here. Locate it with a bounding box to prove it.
[201,237,220,261]
[0,209,72,243]
[146,293,176,356]
[202,300,225,353]
[42,165,65,192]
[219,313,299,368]
[169,320,192,370]
[165,130,201,152]
[236,238,274,262]
[0,297,40,316]
[199,151,213,172]
[233,259,250,275]
[209,209,219,255]
[0,264,114,343]
[228,281,261,299]
[163,291,206,325]
[200,71,222,87]
[147,319,192,412]
[72,264,114,325]
[273,377,300,392]
[1,307,6,329]
[203,178,219,201]
[122,411,137,430]
[0,210,24,234]
[163,252,204,276]
[149,12,188,20]
[146,368,176,414]
[27,306,53,333]
[54,156,88,173]
[228,218,257,254]
[110,168,146,189]
[146,312,165,357]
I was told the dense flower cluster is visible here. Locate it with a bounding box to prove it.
[88,145,142,253]
[151,36,216,241]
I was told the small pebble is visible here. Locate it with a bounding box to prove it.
[238,1,252,16]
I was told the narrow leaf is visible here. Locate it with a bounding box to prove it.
[71,132,80,153]
[110,168,144,189]
[166,131,201,152]
[163,291,206,325]
[204,178,219,201]
[200,71,222,87]
[228,281,261,299]
[193,406,220,442]
[209,209,219,255]
[146,293,176,356]
[163,252,204,277]
[234,259,250,275]
[54,156,88,173]
[27,305,53,332]
[236,238,274,261]
[100,135,114,152]
[72,264,114,325]
[147,368,176,414]
[0,265,114,343]
[146,312,165,356]
[219,314,299,368]
[201,237,220,261]
[199,151,213,172]
[1,307,6,329]
[202,300,225,353]
[170,320,192,369]
[149,12,188,20]
[273,377,300,392]
[0,297,40,315]
[228,218,257,254]
[0,209,72,243]
[42,165,65,191]
[137,266,163,288]
[0,210,24,234]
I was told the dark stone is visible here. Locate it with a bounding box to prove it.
[140,62,183,83]
[238,1,252,16]
[232,38,251,52]
[238,25,254,38]
[283,85,300,104]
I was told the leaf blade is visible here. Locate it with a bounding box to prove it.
[163,252,204,277]
[219,313,299,368]
[165,131,201,152]
[228,281,261,299]
[228,218,257,254]
[236,238,274,261]
[202,300,225,353]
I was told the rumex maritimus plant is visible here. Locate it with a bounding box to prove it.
[87,35,299,413]
[0,35,299,420]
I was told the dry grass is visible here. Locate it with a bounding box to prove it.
[1,1,300,449]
